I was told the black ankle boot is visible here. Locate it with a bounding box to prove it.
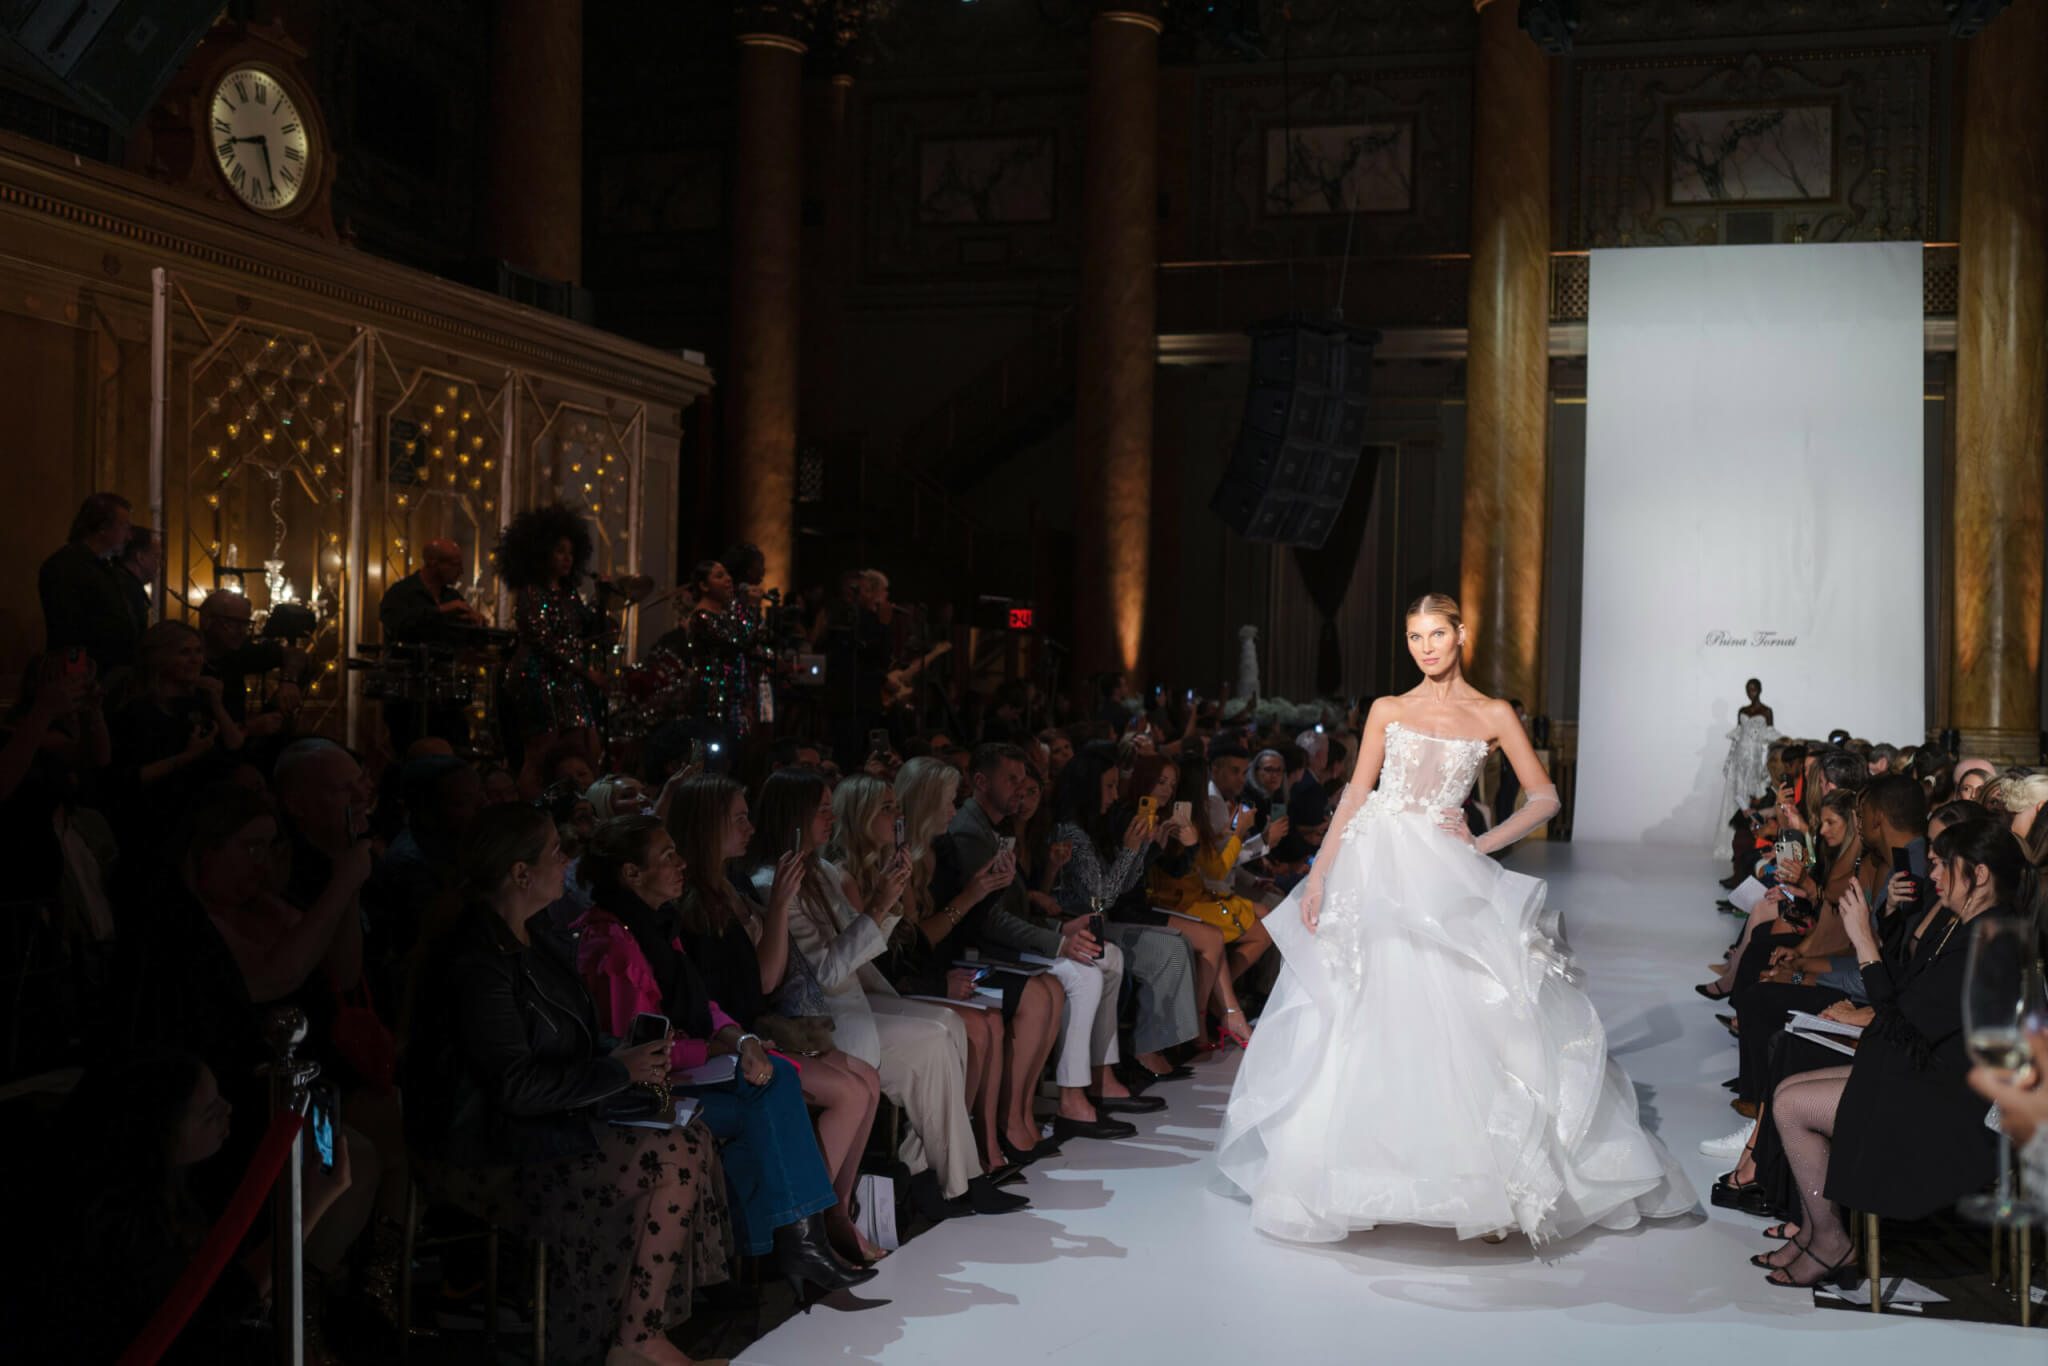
[774,1212,878,1304]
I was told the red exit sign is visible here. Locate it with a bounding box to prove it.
[1008,607,1034,630]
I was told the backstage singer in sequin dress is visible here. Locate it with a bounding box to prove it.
[495,503,606,788]
[1213,594,1695,1246]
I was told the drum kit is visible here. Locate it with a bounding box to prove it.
[350,623,516,742]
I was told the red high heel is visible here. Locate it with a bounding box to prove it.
[1218,1008,1253,1049]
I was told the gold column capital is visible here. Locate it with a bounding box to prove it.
[737,32,808,54]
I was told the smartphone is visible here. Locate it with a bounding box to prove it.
[62,646,90,677]
[343,802,357,844]
[1173,800,1191,824]
[1185,688,1195,702]
[1890,846,1913,879]
[1088,912,1106,958]
[304,1080,338,1173]
[689,738,707,767]
[1270,801,1288,823]
[892,815,906,849]
[791,826,803,854]
[969,967,990,985]
[1137,795,1155,820]
[996,834,1016,857]
[868,728,890,755]
[629,1012,670,1047]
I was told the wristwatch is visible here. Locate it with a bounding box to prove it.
[1790,971,1805,985]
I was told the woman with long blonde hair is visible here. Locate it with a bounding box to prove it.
[1217,592,1693,1246]
[827,774,1021,1193]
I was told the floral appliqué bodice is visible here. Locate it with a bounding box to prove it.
[1344,722,1490,843]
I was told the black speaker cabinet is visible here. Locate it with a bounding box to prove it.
[1210,319,1380,550]
[2,0,220,131]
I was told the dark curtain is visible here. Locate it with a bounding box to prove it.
[1290,451,1378,696]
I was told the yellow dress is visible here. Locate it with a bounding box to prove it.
[1148,835,1261,941]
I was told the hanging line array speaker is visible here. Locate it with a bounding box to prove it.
[1209,319,1381,551]
[0,0,220,131]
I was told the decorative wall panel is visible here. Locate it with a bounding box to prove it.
[1574,0,1949,45]
[865,83,1084,277]
[1570,47,1938,248]
[1199,66,1471,260]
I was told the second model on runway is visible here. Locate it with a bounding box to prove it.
[1212,593,1697,1244]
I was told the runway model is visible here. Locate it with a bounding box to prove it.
[1214,593,1695,1244]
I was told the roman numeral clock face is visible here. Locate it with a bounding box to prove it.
[209,66,312,213]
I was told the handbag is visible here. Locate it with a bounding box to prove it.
[755,929,836,1057]
[330,979,397,1092]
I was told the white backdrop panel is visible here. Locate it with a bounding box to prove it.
[1575,243,1923,847]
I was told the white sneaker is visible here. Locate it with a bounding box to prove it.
[1699,1121,1755,1160]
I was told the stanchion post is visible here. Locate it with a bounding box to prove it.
[261,1008,320,1366]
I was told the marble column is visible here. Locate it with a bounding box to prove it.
[800,70,856,440]
[482,0,582,284]
[728,24,807,593]
[1460,0,1551,709]
[1951,3,2048,762]
[1073,3,1161,677]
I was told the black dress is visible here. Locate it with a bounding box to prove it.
[1824,908,2003,1218]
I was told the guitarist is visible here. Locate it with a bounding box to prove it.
[826,568,897,768]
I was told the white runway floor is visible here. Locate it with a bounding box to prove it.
[736,842,2044,1365]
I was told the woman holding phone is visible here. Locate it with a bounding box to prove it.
[572,814,881,1282]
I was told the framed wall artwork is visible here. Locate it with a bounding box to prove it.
[1262,119,1415,216]
[1667,102,1836,204]
[916,134,1058,224]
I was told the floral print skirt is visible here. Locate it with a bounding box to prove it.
[422,1119,733,1363]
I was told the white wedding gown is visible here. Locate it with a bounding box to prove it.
[1713,713,1780,860]
[1214,722,1696,1244]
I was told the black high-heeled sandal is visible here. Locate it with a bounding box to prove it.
[774,1212,878,1311]
[1761,1221,1798,1242]
[1695,981,1732,1000]
[1764,1242,1864,1290]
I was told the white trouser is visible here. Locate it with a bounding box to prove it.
[868,995,979,1198]
[1045,942,1123,1088]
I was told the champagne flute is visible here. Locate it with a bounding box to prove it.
[1956,915,2046,1226]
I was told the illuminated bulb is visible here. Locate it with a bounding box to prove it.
[327,532,339,544]
[206,492,220,507]
[469,477,481,490]
[482,459,495,471]
[458,453,469,465]
[394,538,407,551]
[264,339,276,350]
[297,343,311,358]
[190,587,208,606]
[312,463,326,477]
[228,376,242,392]
[207,446,221,460]
[433,404,445,417]
[446,385,458,399]
[396,494,409,507]
[460,410,471,422]
[483,499,495,511]
[471,435,484,449]
[297,439,309,453]
[445,428,457,442]
[430,446,443,460]
[445,471,457,485]
[207,396,220,413]
[325,660,338,672]
[226,422,240,437]
[331,443,342,455]
[570,462,582,473]
[583,482,592,493]
[261,384,275,400]
[261,429,274,444]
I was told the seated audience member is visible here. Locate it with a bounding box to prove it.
[33,1052,354,1366]
[573,814,881,1280]
[1203,739,1289,887]
[1982,770,2048,838]
[1,657,110,915]
[586,772,654,820]
[765,770,1019,1220]
[1002,766,1062,900]
[406,803,733,1366]
[539,742,599,796]
[198,591,306,733]
[39,491,139,673]
[1039,728,1075,782]
[1969,1020,2048,1200]
[945,743,1137,1144]
[1952,758,1995,804]
[108,620,246,867]
[1248,748,1288,808]
[1151,757,1273,1018]
[892,756,1069,1163]
[479,762,522,806]
[1051,753,1198,1082]
[1752,816,2012,1288]
[363,755,484,983]
[663,773,894,1227]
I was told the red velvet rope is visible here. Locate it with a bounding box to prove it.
[116,1107,306,1366]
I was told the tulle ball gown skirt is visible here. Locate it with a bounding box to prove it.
[1212,810,1696,1245]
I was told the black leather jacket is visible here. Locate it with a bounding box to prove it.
[406,906,629,1168]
